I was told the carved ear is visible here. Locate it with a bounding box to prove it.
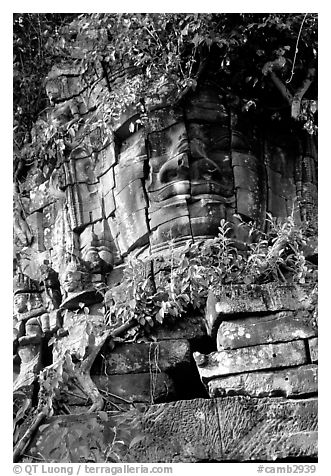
[49,169,66,199]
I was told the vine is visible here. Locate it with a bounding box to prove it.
[13,213,317,461]
[107,214,317,334]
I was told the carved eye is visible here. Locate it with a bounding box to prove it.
[159,154,190,184]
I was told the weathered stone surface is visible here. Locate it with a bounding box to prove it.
[114,179,147,220]
[114,139,146,194]
[217,310,317,350]
[129,398,222,462]
[149,197,189,230]
[236,187,262,221]
[188,199,227,238]
[232,151,260,171]
[150,215,192,252]
[217,397,317,461]
[116,209,149,255]
[94,142,116,178]
[25,396,317,462]
[150,314,206,341]
[194,340,307,380]
[92,372,175,404]
[62,372,175,407]
[205,284,316,337]
[100,340,191,375]
[266,166,297,199]
[308,337,318,363]
[26,211,45,251]
[206,287,266,337]
[233,164,260,190]
[268,189,288,217]
[207,364,318,398]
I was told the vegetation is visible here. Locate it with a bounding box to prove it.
[14,13,318,179]
[13,13,318,461]
[107,214,317,333]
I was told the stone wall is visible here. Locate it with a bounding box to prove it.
[13,32,318,464]
[21,282,318,462]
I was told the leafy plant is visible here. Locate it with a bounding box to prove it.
[14,13,318,185]
[106,214,317,334]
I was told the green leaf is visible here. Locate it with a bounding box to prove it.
[129,434,145,448]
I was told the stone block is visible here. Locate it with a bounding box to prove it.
[194,340,307,381]
[268,188,287,218]
[265,284,316,312]
[150,215,192,252]
[308,337,318,363]
[217,310,317,350]
[70,156,99,185]
[205,284,316,337]
[25,396,317,462]
[129,398,222,462]
[236,186,262,221]
[217,396,317,461]
[114,179,147,220]
[101,339,191,375]
[92,372,176,404]
[67,183,103,229]
[147,176,190,203]
[233,165,260,190]
[266,166,296,199]
[231,151,260,172]
[148,122,188,164]
[205,286,266,337]
[99,166,114,193]
[149,197,189,230]
[26,211,45,252]
[103,190,116,218]
[150,314,206,341]
[94,142,116,178]
[116,209,149,255]
[188,199,227,239]
[114,149,146,195]
[207,364,318,398]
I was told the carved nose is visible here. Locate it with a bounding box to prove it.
[191,158,222,181]
[159,154,190,184]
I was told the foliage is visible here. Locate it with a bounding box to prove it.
[20,407,146,463]
[14,214,317,460]
[51,13,318,113]
[13,13,318,180]
[107,215,317,333]
[13,14,75,148]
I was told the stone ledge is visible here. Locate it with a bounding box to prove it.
[25,396,317,463]
[93,372,176,404]
[205,283,316,337]
[99,339,191,375]
[207,364,318,398]
[308,337,318,363]
[194,340,307,381]
[217,310,317,350]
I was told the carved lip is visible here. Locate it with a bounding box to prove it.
[150,180,232,203]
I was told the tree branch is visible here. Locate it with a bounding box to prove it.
[293,67,316,101]
[269,71,293,105]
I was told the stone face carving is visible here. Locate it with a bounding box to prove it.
[14,68,318,288]
[52,260,107,412]
[13,68,318,410]
[13,274,48,391]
